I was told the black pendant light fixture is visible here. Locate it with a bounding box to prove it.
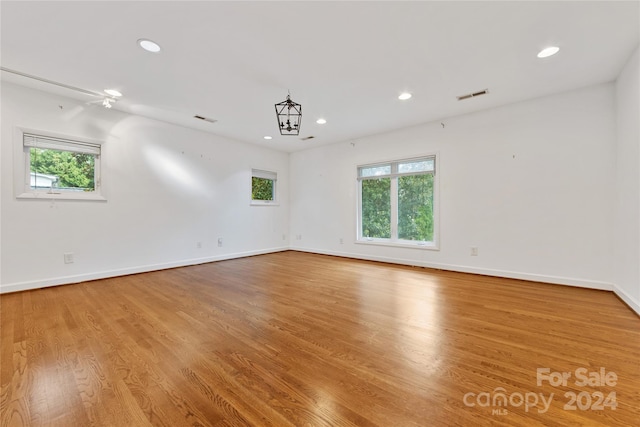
[274,92,302,136]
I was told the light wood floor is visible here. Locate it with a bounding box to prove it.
[1,251,639,426]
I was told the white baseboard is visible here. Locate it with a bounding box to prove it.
[289,246,614,291]
[0,246,288,294]
[612,284,640,316]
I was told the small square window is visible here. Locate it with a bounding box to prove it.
[251,169,277,205]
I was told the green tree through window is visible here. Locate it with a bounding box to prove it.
[362,177,391,238]
[398,174,434,241]
[30,148,95,190]
[251,177,274,201]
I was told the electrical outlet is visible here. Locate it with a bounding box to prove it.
[217,238,223,247]
[470,247,478,256]
[197,241,202,249]
[64,253,74,264]
[339,238,344,244]
[282,234,286,241]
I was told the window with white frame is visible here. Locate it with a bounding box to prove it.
[357,155,437,248]
[251,169,277,205]
[19,131,104,200]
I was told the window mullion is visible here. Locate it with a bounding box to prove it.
[390,163,399,240]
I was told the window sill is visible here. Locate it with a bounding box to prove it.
[17,192,106,201]
[355,239,439,251]
[250,200,279,206]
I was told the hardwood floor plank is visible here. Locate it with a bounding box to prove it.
[2,251,639,426]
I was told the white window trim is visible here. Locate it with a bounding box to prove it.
[14,126,106,201]
[250,168,279,206]
[356,154,440,250]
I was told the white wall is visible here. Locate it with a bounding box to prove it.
[290,83,616,290]
[614,46,640,313]
[1,82,289,292]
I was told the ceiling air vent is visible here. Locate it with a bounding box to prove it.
[194,115,217,124]
[300,136,315,141]
[457,89,488,101]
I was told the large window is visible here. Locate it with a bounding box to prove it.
[19,131,104,200]
[358,156,437,248]
[251,169,277,205]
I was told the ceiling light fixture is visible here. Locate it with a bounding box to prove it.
[398,92,412,100]
[104,89,122,97]
[537,46,560,58]
[263,136,273,140]
[316,118,327,124]
[138,38,161,53]
[275,93,302,136]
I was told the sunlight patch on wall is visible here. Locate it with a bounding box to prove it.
[142,144,209,197]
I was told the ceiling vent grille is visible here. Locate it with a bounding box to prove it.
[457,89,488,101]
[300,136,315,141]
[194,115,217,124]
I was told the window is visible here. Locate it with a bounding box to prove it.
[251,169,277,205]
[357,155,437,248]
[18,130,104,200]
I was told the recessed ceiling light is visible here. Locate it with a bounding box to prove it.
[138,38,161,53]
[316,118,327,124]
[537,46,560,58]
[263,136,273,140]
[398,92,412,100]
[104,89,122,97]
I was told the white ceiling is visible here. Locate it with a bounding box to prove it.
[1,1,638,153]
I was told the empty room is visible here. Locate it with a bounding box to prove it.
[1,1,639,426]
